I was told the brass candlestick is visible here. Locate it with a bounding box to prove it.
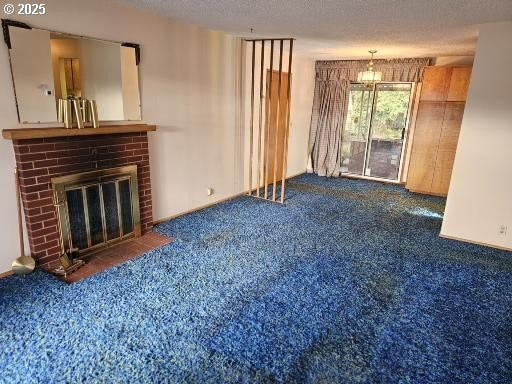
[72,99,84,129]
[89,100,99,128]
[63,100,73,128]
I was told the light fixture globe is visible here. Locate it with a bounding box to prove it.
[357,50,382,86]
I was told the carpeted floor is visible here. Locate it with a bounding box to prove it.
[0,174,511,383]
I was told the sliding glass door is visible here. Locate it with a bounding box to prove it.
[340,83,413,181]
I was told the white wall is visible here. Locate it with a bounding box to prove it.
[0,37,23,274]
[0,0,315,273]
[441,21,512,250]
[286,55,315,177]
[433,56,474,66]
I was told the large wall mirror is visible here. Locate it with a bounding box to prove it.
[3,20,142,123]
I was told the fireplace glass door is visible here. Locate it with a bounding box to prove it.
[65,178,135,250]
[340,83,413,181]
[53,165,140,255]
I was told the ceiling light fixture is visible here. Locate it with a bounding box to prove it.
[357,50,382,86]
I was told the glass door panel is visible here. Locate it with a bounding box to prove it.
[365,83,412,180]
[340,84,374,175]
[340,82,413,181]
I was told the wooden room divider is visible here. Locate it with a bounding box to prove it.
[245,38,294,204]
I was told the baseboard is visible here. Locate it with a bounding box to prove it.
[153,193,245,225]
[153,171,307,225]
[407,188,447,198]
[283,170,307,180]
[439,234,512,252]
[0,270,13,279]
[342,174,403,185]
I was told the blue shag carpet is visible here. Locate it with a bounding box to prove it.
[1,174,511,383]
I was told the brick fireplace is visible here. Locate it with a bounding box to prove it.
[4,125,156,268]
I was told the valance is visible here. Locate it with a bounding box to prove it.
[315,57,433,83]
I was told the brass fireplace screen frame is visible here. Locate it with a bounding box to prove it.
[52,165,141,256]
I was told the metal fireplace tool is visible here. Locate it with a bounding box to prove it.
[11,168,35,275]
[53,196,84,278]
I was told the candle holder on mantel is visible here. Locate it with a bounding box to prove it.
[57,97,99,129]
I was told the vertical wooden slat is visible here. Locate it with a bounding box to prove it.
[264,40,274,200]
[272,40,284,201]
[280,39,294,203]
[256,41,265,198]
[248,41,256,196]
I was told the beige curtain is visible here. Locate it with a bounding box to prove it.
[308,57,432,177]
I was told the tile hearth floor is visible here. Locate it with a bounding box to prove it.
[45,232,173,284]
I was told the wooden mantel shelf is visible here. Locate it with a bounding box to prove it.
[2,124,156,140]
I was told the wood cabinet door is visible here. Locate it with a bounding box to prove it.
[406,102,445,193]
[447,67,472,102]
[431,151,456,196]
[438,103,465,152]
[420,67,451,101]
[431,103,465,195]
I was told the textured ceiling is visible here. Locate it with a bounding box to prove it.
[115,0,512,59]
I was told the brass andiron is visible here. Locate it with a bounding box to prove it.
[58,97,99,128]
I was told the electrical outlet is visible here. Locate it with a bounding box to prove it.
[207,187,214,196]
[499,225,508,236]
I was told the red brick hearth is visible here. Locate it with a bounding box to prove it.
[10,130,154,268]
